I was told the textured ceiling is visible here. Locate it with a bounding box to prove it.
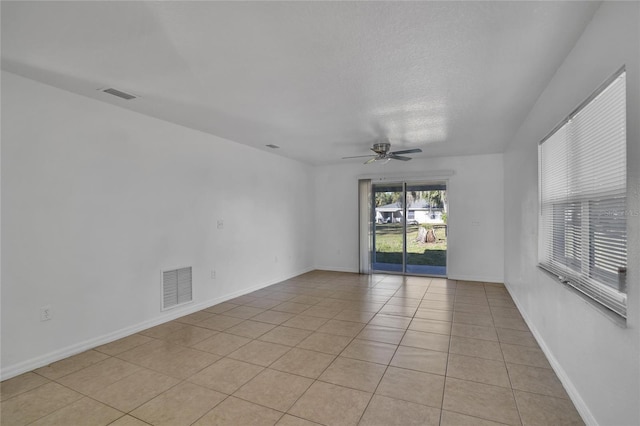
[1,1,600,165]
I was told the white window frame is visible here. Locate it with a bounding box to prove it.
[538,67,627,318]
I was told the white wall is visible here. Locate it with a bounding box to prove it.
[1,71,315,378]
[503,3,640,425]
[314,154,504,283]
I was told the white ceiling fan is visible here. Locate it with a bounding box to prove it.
[342,141,422,164]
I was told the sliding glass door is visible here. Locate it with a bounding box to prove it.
[371,181,447,276]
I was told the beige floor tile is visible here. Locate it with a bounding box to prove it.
[386,296,421,307]
[376,366,445,407]
[514,390,584,426]
[188,357,264,394]
[453,311,494,327]
[451,323,498,342]
[131,382,226,426]
[164,325,218,347]
[357,324,405,345]
[270,348,335,378]
[507,363,568,398]
[121,342,220,379]
[501,343,551,369]
[408,318,452,335]
[290,295,324,305]
[390,346,448,375]
[57,357,141,396]
[315,319,365,337]
[224,305,266,319]
[91,368,180,412]
[453,303,492,315]
[334,310,376,323]
[139,321,187,339]
[228,340,291,366]
[359,394,441,426]
[194,396,283,426]
[252,310,296,325]
[345,301,385,313]
[488,298,517,308]
[369,314,412,329]
[441,410,511,425]
[108,415,151,426]
[33,350,110,380]
[0,372,50,401]
[490,307,524,320]
[302,306,342,319]
[192,332,251,356]
[175,310,216,325]
[245,298,283,309]
[492,316,529,331]
[95,334,155,356]
[272,302,313,314]
[196,314,245,331]
[276,414,321,425]
[401,330,450,352]
[289,381,372,426]
[225,320,276,338]
[496,328,538,347]
[449,335,503,361]
[29,396,122,426]
[378,304,418,317]
[419,300,454,311]
[422,292,455,301]
[442,377,520,425]
[259,326,314,346]
[0,382,83,426]
[116,338,173,362]
[341,339,397,365]
[453,294,489,310]
[296,332,353,355]
[234,368,313,411]
[447,354,511,388]
[414,308,454,322]
[319,357,386,392]
[282,315,329,331]
[203,302,239,314]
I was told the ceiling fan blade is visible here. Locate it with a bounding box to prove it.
[390,148,422,155]
[342,154,376,159]
[390,155,412,161]
[364,157,377,164]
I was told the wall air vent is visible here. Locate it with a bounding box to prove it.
[162,267,192,310]
[102,88,137,100]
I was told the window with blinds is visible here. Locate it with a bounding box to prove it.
[538,69,627,318]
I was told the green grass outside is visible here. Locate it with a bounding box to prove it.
[374,223,447,266]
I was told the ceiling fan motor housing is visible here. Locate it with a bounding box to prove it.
[372,142,391,154]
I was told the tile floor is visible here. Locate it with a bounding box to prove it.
[1,271,584,425]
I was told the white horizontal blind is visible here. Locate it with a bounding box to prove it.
[539,70,627,317]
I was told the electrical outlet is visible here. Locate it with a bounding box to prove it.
[217,220,224,229]
[211,269,216,279]
[40,305,52,322]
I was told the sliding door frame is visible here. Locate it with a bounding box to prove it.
[359,173,452,277]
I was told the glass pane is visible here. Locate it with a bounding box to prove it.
[405,184,447,276]
[372,184,404,272]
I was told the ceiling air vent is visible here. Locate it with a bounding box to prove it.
[102,88,137,100]
[162,266,192,310]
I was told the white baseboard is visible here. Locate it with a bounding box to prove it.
[314,265,359,273]
[503,281,596,426]
[0,266,315,381]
